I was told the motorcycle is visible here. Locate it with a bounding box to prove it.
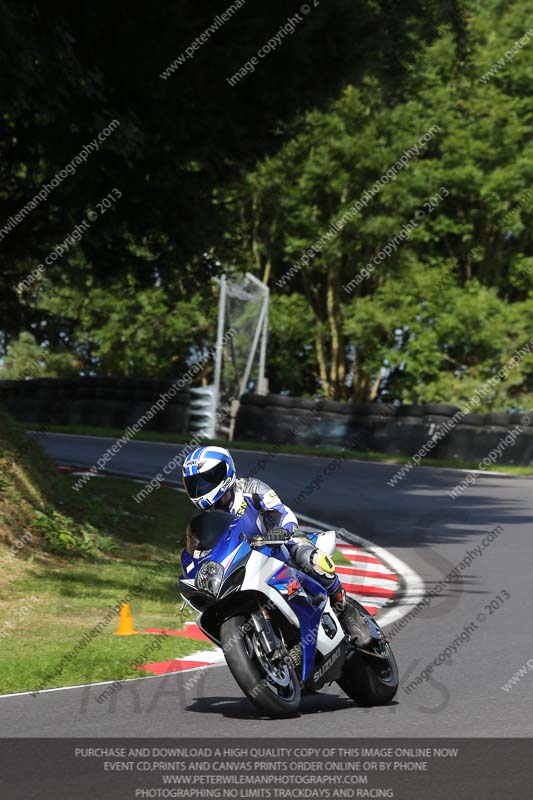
[179,511,399,717]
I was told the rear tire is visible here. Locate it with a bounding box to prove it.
[337,601,399,706]
[220,615,301,718]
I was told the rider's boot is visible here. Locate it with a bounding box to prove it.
[329,583,372,647]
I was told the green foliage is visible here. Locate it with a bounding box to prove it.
[225,0,533,409]
[3,1,532,412]
[267,294,319,396]
[32,509,117,557]
[36,276,217,377]
[0,332,79,379]
[1,0,452,355]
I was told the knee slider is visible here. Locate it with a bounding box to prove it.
[312,551,335,576]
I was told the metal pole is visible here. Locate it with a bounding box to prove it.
[213,275,226,414]
[245,272,266,290]
[257,285,269,395]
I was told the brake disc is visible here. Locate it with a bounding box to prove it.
[253,635,291,688]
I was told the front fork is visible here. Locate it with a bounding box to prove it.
[251,603,283,660]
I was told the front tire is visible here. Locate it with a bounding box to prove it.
[220,614,301,718]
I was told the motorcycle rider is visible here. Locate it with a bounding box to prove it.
[181,445,371,647]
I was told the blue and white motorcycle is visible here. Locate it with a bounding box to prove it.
[179,512,398,718]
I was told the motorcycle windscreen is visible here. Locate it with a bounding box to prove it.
[186,510,231,555]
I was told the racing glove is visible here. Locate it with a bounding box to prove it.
[260,526,292,542]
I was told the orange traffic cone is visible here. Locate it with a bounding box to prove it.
[114,603,140,636]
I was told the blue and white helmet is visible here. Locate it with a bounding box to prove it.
[182,445,236,511]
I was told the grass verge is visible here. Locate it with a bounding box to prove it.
[0,472,203,695]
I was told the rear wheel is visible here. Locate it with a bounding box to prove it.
[220,614,301,718]
[337,600,398,706]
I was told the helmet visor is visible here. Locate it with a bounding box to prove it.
[183,461,227,499]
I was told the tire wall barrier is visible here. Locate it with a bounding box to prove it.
[0,378,190,434]
[234,395,533,466]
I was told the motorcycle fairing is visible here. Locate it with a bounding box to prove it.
[179,514,345,681]
[266,563,344,680]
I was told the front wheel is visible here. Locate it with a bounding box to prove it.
[220,614,301,718]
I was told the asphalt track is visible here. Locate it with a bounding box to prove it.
[2,432,533,737]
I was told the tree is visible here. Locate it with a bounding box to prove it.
[0,0,463,356]
[35,275,219,378]
[224,0,533,408]
[0,332,79,379]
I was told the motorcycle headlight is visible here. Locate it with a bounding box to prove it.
[195,561,224,596]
